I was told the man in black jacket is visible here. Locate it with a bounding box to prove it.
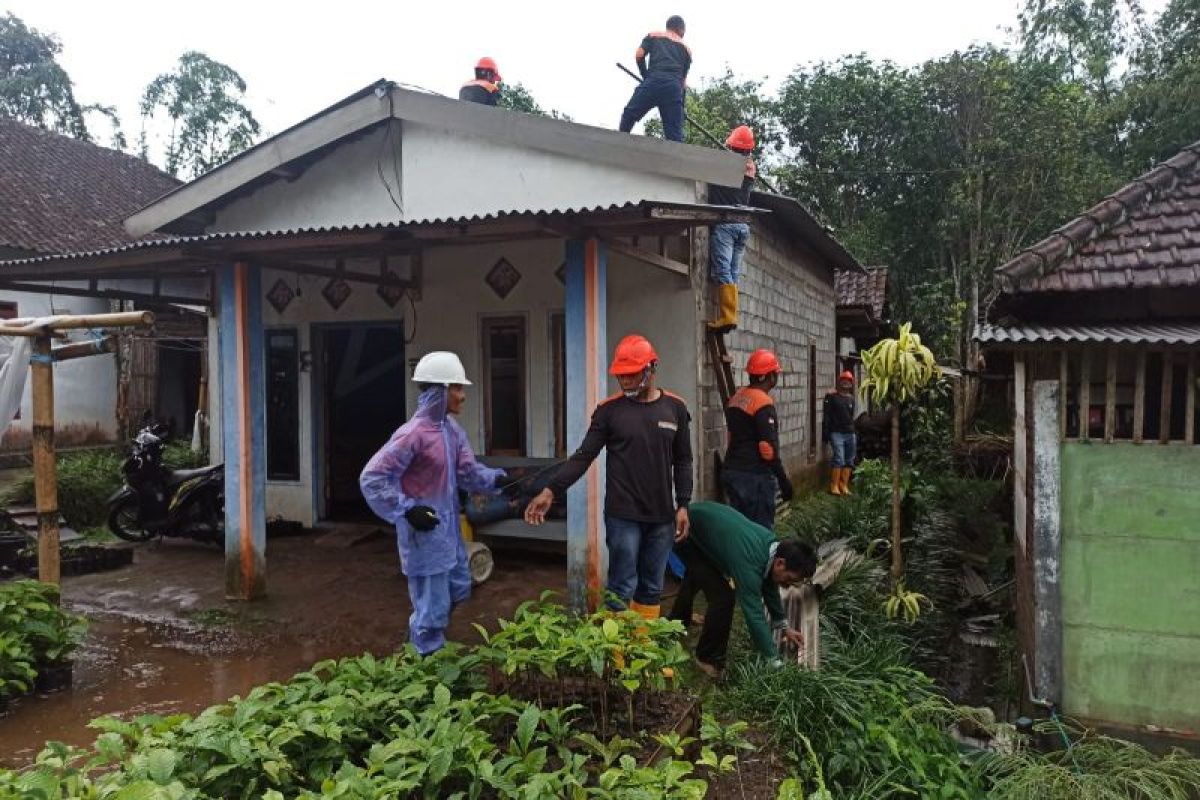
[459,57,502,106]
[619,15,691,142]
[823,371,859,495]
[525,334,692,623]
[722,348,794,528]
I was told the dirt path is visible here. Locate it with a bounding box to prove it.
[0,530,566,766]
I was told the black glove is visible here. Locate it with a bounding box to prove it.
[404,505,439,532]
[778,478,795,503]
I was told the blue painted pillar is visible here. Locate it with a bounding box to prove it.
[216,262,267,599]
[564,238,607,614]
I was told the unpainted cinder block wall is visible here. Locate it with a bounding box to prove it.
[692,219,838,500]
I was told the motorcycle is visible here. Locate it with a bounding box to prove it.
[107,422,225,545]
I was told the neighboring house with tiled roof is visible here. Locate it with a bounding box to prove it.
[0,117,188,449]
[978,139,1200,742]
[834,265,889,374]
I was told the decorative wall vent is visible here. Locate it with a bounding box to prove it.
[322,278,352,310]
[377,270,407,308]
[266,278,295,314]
[555,261,566,286]
[486,257,522,299]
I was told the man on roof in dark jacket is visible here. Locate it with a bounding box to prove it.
[669,501,816,676]
[619,15,691,142]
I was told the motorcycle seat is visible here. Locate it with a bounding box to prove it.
[167,464,223,486]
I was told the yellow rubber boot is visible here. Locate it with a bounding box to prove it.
[839,467,853,496]
[829,469,842,495]
[627,602,674,679]
[707,284,739,333]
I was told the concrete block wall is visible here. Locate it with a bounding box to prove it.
[694,219,839,498]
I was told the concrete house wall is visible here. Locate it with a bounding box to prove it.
[696,215,839,495]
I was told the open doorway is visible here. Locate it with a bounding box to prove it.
[316,324,407,519]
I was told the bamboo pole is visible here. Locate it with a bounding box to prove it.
[890,403,902,583]
[31,336,59,586]
[1079,350,1092,441]
[1058,350,1068,438]
[52,336,116,362]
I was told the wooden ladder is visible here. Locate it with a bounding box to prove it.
[705,328,736,405]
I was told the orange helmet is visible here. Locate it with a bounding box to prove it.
[475,57,501,82]
[746,348,781,376]
[609,334,658,375]
[838,370,855,384]
[726,125,755,152]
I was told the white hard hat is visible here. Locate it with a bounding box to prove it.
[412,351,472,385]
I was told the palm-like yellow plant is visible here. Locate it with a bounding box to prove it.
[860,323,939,583]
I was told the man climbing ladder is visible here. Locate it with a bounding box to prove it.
[707,125,758,332]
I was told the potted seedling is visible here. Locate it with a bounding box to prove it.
[0,630,36,711]
[10,581,88,693]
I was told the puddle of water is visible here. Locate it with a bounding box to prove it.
[0,617,319,767]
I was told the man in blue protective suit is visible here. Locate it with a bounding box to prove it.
[360,351,506,655]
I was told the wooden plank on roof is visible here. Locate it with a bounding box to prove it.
[602,237,689,277]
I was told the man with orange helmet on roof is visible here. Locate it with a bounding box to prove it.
[525,334,693,622]
[823,370,860,495]
[619,15,691,142]
[707,125,758,332]
[459,57,502,106]
[721,348,794,527]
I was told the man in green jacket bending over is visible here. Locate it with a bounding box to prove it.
[670,501,816,676]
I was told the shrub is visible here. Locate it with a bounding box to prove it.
[974,723,1200,799]
[2,449,122,529]
[720,637,983,798]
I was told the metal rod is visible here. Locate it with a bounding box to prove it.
[616,63,782,194]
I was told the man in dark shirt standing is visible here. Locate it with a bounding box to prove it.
[722,348,794,528]
[619,15,691,142]
[525,334,693,622]
[708,124,757,332]
[823,371,859,495]
[459,57,502,106]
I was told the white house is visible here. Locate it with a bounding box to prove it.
[0,81,860,605]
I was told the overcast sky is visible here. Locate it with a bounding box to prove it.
[5,0,1169,149]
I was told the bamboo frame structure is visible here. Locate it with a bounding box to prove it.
[3,312,156,586]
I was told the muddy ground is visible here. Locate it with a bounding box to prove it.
[0,528,566,766]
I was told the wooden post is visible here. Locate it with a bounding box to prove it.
[31,336,59,586]
[1187,353,1196,446]
[564,238,607,614]
[1079,350,1092,442]
[1160,352,1174,444]
[1058,350,1068,438]
[1104,348,1117,443]
[1133,350,1146,443]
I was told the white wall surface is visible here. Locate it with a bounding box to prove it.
[0,290,118,449]
[211,123,698,232]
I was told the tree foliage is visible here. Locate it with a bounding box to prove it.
[139,51,261,179]
[497,82,572,121]
[0,12,89,139]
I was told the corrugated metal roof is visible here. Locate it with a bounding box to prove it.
[976,322,1200,345]
[0,201,764,269]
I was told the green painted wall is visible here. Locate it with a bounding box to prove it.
[1060,442,1200,731]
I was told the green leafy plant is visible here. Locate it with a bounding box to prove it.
[974,722,1200,799]
[860,322,939,584]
